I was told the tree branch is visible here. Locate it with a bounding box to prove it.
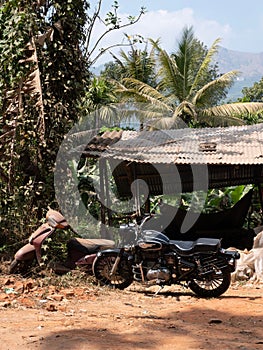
[85,0,103,56]
[90,42,135,67]
[84,1,145,66]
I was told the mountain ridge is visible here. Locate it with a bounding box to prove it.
[215,47,263,100]
[216,46,263,78]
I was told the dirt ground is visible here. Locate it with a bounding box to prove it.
[0,271,262,350]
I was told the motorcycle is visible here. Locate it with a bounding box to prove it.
[92,216,240,298]
[9,208,115,275]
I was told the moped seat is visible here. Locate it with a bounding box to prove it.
[67,237,115,254]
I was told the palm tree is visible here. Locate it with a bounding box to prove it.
[101,37,157,129]
[114,27,263,128]
[82,76,121,129]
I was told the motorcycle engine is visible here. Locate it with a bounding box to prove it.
[146,267,171,282]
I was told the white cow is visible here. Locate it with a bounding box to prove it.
[231,227,263,283]
[230,249,254,282]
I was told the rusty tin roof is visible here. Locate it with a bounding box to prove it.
[99,123,263,165]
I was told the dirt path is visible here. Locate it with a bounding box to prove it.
[0,275,262,350]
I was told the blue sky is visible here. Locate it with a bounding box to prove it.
[90,0,263,65]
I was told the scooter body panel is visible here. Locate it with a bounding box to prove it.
[29,223,56,264]
[75,253,97,266]
[14,243,36,261]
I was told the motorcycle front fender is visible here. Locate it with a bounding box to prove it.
[14,243,36,262]
[96,248,132,258]
[96,248,122,257]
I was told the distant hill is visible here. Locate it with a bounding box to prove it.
[216,47,263,100]
[92,47,263,101]
[216,47,263,78]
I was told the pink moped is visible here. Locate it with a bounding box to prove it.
[9,208,115,275]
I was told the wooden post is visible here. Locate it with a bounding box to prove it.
[257,183,263,223]
[99,158,107,238]
[145,197,151,214]
[104,160,113,239]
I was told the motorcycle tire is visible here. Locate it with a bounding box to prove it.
[93,252,133,290]
[9,258,35,276]
[188,268,231,298]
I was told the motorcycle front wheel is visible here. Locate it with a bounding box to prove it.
[92,252,133,290]
[188,268,231,298]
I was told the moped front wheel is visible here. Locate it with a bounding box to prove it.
[9,258,35,276]
[92,252,133,290]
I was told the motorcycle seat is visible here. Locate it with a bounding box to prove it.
[170,238,221,255]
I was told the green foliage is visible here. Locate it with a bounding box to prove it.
[101,35,157,87]
[203,185,252,212]
[241,77,263,102]
[0,0,90,248]
[0,1,34,111]
[0,0,146,259]
[85,77,116,110]
[237,77,263,124]
[158,185,252,214]
[41,229,75,266]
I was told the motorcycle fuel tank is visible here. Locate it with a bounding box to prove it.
[138,230,170,251]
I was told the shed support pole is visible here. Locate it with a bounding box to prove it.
[99,158,107,238]
[257,183,263,223]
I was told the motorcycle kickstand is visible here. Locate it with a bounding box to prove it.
[153,285,164,297]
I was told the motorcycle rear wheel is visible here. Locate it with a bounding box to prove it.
[93,252,133,290]
[189,268,231,298]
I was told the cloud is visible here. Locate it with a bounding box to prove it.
[90,8,233,66]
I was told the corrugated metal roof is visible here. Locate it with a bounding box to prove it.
[101,124,263,165]
[84,130,123,155]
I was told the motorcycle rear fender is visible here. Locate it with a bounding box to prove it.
[14,243,36,262]
[219,248,240,272]
[220,249,240,260]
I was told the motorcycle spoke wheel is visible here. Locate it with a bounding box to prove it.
[93,253,133,290]
[189,268,231,298]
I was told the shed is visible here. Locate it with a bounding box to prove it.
[84,123,263,199]
[81,124,263,248]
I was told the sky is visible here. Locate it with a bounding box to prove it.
[89,0,263,66]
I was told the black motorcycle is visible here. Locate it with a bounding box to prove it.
[92,216,240,298]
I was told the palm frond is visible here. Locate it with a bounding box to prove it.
[148,115,186,130]
[204,102,263,118]
[171,26,196,99]
[174,100,198,120]
[197,113,245,126]
[191,38,221,94]
[95,104,122,124]
[193,70,240,106]
[116,78,172,111]
[150,39,182,97]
